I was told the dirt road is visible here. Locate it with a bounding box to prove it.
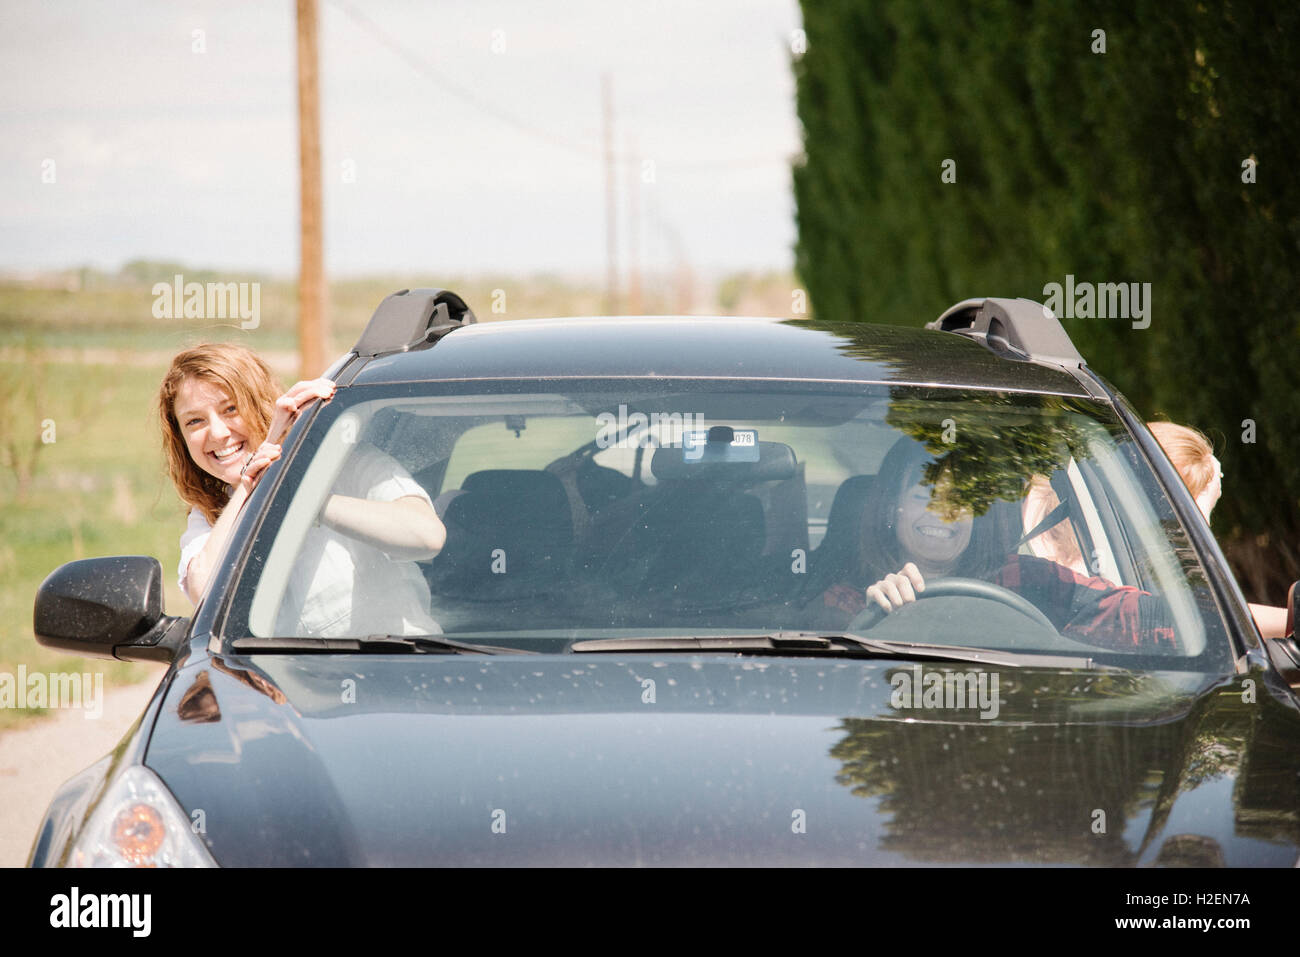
[0,670,166,867]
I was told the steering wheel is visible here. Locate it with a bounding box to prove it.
[848,577,1058,634]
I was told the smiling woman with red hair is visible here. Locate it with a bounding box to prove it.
[157,343,342,602]
[157,343,284,528]
[157,343,446,636]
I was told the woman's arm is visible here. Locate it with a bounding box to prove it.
[1249,603,1288,639]
[319,494,446,560]
[182,440,283,604]
[183,484,252,603]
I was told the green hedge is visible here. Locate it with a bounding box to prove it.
[793,0,1300,596]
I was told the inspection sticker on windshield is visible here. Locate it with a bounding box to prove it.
[683,428,759,462]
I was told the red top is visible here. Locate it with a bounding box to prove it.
[824,554,1179,652]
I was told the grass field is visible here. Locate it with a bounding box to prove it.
[0,357,173,727]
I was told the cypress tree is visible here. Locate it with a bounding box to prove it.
[793,0,1300,598]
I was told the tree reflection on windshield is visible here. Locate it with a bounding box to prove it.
[886,390,1091,520]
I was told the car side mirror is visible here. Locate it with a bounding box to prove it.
[34,556,189,663]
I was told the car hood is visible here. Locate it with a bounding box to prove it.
[145,653,1300,866]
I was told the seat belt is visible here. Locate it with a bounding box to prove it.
[1015,500,1071,550]
[1053,467,1096,569]
[1017,467,1096,571]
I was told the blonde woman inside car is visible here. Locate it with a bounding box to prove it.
[1147,421,1287,638]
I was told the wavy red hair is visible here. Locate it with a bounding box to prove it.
[157,344,281,524]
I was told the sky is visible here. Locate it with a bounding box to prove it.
[0,0,805,278]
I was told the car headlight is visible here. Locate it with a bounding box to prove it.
[69,766,216,867]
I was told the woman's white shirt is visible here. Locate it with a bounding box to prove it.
[177,443,440,636]
[178,507,213,597]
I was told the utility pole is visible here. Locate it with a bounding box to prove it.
[296,0,327,376]
[602,73,619,315]
[626,135,642,315]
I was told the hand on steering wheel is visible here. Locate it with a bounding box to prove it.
[864,562,927,615]
[850,565,1057,634]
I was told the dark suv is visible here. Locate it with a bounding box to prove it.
[30,291,1300,866]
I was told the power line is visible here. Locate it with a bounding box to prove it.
[328,0,605,162]
[325,0,795,173]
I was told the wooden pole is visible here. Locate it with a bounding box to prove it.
[296,0,327,376]
[602,74,619,315]
[626,135,642,314]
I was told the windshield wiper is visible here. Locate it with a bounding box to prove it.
[230,635,537,656]
[568,631,1112,669]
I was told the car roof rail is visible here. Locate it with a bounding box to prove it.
[352,288,477,358]
[927,297,1085,369]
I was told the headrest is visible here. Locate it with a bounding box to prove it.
[455,470,572,526]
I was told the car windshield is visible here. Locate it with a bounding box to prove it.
[227,379,1232,671]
